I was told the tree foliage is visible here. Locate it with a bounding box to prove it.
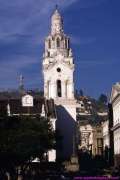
[0,115,55,178]
[98,94,107,105]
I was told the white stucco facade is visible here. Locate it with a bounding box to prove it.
[113,99,120,127]
[110,82,120,157]
[114,129,120,155]
[79,124,93,150]
[102,120,109,148]
[43,8,74,101]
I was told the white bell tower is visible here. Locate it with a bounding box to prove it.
[43,7,75,101]
[43,7,78,160]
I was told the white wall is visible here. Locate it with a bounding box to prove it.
[102,120,109,148]
[114,129,120,155]
[112,94,120,155]
[48,150,56,162]
[79,124,93,148]
[113,101,120,126]
[44,62,74,100]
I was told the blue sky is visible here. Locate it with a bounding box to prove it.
[0,0,120,98]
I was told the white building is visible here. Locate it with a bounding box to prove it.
[110,82,120,167]
[43,8,79,160]
[102,120,109,149]
[43,8,74,100]
[79,123,93,151]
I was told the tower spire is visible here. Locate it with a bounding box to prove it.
[51,5,63,35]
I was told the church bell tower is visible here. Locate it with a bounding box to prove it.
[43,7,78,160]
[43,7,75,100]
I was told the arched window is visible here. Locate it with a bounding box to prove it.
[48,51,50,57]
[65,39,68,48]
[56,37,60,48]
[57,80,62,97]
[68,39,70,48]
[48,39,51,48]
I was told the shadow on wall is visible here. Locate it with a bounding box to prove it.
[56,105,76,161]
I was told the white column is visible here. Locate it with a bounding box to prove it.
[66,80,69,99]
[54,81,57,98]
[7,104,11,116]
[68,81,74,99]
[62,81,66,98]
[72,82,75,99]
[44,81,48,98]
[48,81,51,98]
[50,81,56,99]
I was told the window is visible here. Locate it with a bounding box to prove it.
[97,130,102,133]
[97,138,103,147]
[57,80,62,97]
[56,38,60,48]
[48,51,50,57]
[65,39,68,48]
[48,39,51,48]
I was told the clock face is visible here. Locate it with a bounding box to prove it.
[22,95,33,107]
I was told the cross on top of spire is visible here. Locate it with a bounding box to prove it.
[53,4,60,16]
[55,4,58,10]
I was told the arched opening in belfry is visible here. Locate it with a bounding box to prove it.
[65,39,68,48]
[57,80,62,97]
[56,37,60,48]
[48,39,51,48]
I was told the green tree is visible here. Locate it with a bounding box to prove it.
[98,94,107,105]
[0,115,55,179]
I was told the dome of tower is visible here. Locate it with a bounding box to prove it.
[51,7,63,35]
[51,9,62,21]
